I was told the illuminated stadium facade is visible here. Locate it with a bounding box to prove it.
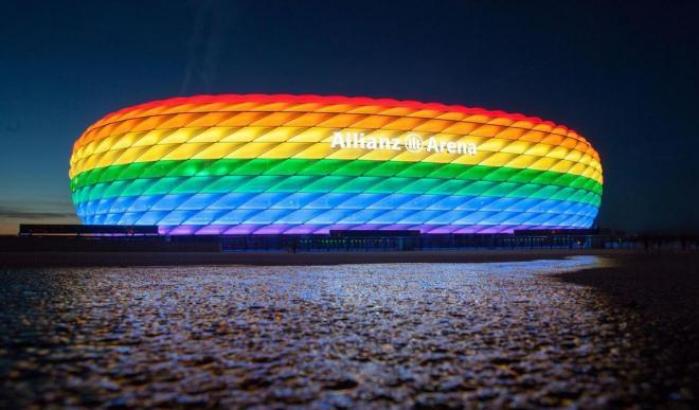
[69,94,603,235]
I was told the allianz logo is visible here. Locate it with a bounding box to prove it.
[330,131,477,155]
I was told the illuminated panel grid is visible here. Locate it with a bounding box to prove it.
[69,94,603,234]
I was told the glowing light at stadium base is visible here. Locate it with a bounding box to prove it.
[69,94,603,234]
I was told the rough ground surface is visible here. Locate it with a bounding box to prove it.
[1,254,697,409]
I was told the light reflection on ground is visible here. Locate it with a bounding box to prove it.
[0,256,671,408]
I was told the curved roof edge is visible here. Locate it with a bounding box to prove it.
[98,93,560,127]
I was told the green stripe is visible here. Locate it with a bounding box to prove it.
[72,178,600,207]
[71,158,603,195]
[72,175,601,208]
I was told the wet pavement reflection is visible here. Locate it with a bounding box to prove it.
[0,256,689,408]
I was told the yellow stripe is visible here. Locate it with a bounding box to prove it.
[73,126,601,163]
[70,139,603,183]
[70,126,602,181]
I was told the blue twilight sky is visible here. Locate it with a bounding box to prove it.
[1,0,698,234]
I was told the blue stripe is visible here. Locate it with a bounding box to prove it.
[76,192,598,228]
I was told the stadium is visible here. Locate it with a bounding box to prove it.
[68,94,603,235]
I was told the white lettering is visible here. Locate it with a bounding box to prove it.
[366,137,377,149]
[426,137,438,152]
[331,131,346,148]
[330,131,477,156]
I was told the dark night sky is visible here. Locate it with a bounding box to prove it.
[1,0,698,234]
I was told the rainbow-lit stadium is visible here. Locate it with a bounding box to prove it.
[69,94,603,235]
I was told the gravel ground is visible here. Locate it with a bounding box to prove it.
[1,254,697,409]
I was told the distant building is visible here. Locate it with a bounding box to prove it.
[69,94,603,235]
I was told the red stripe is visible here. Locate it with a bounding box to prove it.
[98,93,560,128]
